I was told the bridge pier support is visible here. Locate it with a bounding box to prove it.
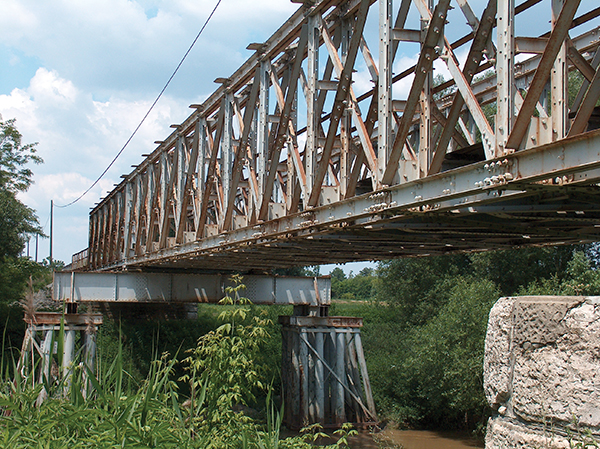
[18,312,103,403]
[279,314,377,429]
[51,270,377,427]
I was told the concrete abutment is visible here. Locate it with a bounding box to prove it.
[484,296,600,448]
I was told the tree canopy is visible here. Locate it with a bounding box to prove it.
[0,117,42,260]
[0,118,42,193]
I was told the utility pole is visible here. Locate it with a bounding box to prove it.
[49,200,53,266]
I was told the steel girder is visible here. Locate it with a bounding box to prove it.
[85,0,600,272]
[54,271,331,305]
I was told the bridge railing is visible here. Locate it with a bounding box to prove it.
[71,248,89,271]
[88,0,600,271]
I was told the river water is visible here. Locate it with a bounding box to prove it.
[346,429,484,448]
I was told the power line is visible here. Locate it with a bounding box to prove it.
[55,0,223,208]
[40,208,51,233]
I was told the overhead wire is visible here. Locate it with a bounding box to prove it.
[38,209,51,236]
[55,0,223,208]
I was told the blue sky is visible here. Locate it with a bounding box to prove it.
[0,0,298,265]
[0,0,596,272]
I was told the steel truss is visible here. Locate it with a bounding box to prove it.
[86,0,600,272]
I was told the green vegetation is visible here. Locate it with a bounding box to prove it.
[0,279,357,448]
[0,116,52,364]
[330,267,376,301]
[87,245,600,439]
[332,246,600,431]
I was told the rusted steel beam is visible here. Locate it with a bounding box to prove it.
[506,0,582,150]
[259,25,309,220]
[307,0,370,207]
[381,0,451,186]
[196,100,226,239]
[567,38,596,83]
[568,67,600,137]
[176,122,201,243]
[320,20,377,183]
[84,0,600,272]
[222,68,261,231]
[95,130,600,272]
[429,0,496,174]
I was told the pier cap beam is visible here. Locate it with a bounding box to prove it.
[53,271,331,307]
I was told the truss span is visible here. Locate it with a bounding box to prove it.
[84,0,600,273]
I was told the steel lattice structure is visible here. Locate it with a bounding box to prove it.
[85,0,600,272]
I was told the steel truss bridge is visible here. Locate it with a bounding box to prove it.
[81,0,600,274]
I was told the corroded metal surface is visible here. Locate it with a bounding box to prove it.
[84,0,600,273]
[24,312,103,326]
[280,317,376,428]
[279,315,363,328]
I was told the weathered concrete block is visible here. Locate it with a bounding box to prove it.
[483,296,515,410]
[484,296,600,448]
[485,416,571,449]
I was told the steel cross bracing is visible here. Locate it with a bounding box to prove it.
[84,0,600,273]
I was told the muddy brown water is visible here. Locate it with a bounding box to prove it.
[346,429,484,448]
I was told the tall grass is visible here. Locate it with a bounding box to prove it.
[0,334,358,448]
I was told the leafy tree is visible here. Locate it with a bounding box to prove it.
[368,245,596,430]
[519,250,600,296]
[330,267,347,299]
[0,117,42,193]
[561,250,600,295]
[376,254,470,327]
[331,266,378,301]
[0,117,43,261]
[366,272,499,428]
[358,267,374,277]
[340,274,376,301]
[330,267,346,282]
[0,189,41,260]
[470,246,576,296]
[0,117,44,360]
[181,275,272,437]
[408,277,500,427]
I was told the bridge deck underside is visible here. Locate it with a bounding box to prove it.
[84,0,600,273]
[109,131,600,273]
[133,200,600,272]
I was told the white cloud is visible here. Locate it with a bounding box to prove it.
[1,67,188,170]
[0,66,192,262]
[0,1,39,44]
[0,0,303,263]
[29,68,77,107]
[20,173,114,210]
[392,54,419,99]
[0,0,298,99]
